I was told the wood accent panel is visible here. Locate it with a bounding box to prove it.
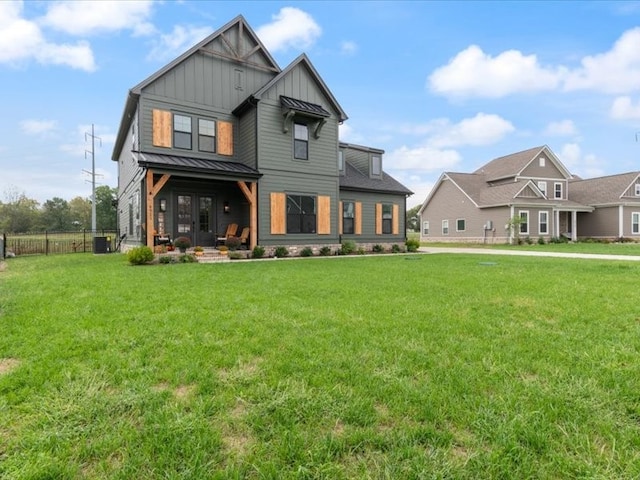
[238,181,257,249]
[393,204,399,235]
[317,195,330,235]
[355,202,362,235]
[338,201,343,235]
[217,120,233,156]
[145,170,171,247]
[270,192,286,234]
[152,109,172,148]
[375,203,382,235]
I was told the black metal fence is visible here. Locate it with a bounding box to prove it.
[1,230,121,257]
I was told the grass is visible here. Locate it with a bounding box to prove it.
[1,253,640,478]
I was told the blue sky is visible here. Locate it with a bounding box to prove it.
[2,1,640,208]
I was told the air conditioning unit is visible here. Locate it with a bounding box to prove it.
[485,220,493,230]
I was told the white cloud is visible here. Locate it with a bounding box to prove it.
[385,145,461,172]
[40,0,155,37]
[256,7,321,52]
[428,45,563,98]
[147,25,211,62]
[610,96,640,120]
[339,123,365,144]
[0,1,95,71]
[544,119,578,136]
[563,27,640,94]
[340,41,358,56]
[427,113,515,148]
[20,119,57,135]
[559,143,605,178]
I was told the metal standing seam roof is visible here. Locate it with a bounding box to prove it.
[280,96,331,118]
[340,162,413,195]
[137,152,261,178]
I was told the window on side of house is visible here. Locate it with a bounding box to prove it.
[539,211,549,234]
[338,150,345,174]
[293,123,309,160]
[342,201,354,234]
[456,219,466,232]
[198,119,216,153]
[423,220,429,235]
[519,210,529,234]
[538,181,547,197]
[371,155,382,177]
[173,114,192,150]
[632,212,640,234]
[442,219,449,235]
[635,184,640,196]
[554,182,563,199]
[287,194,316,233]
[382,204,393,234]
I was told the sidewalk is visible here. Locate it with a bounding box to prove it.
[418,246,640,261]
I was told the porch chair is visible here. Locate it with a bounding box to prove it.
[217,223,238,245]
[238,227,250,249]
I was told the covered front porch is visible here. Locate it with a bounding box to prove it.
[553,205,594,241]
[138,153,261,250]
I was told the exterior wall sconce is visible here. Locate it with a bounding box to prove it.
[159,199,167,212]
[223,201,230,214]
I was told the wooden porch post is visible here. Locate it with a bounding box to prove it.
[237,181,258,250]
[145,169,171,247]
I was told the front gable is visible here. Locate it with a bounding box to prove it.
[621,174,640,199]
[519,150,568,180]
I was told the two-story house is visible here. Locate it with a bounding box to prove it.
[419,145,640,243]
[112,15,412,253]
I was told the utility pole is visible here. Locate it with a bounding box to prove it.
[84,124,102,233]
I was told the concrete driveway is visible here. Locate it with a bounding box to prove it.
[418,246,640,261]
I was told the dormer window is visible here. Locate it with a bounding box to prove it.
[371,155,382,178]
[338,150,344,174]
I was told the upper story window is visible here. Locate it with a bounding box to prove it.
[554,182,563,199]
[539,157,546,167]
[342,201,355,234]
[294,123,309,160]
[287,194,316,233]
[173,114,192,150]
[635,183,640,196]
[198,119,216,153]
[371,155,382,177]
[538,181,547,197]
[338,150,345,174]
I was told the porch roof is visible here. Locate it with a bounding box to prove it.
[137,152,261,180]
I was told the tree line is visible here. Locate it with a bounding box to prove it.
[0,186,118,233]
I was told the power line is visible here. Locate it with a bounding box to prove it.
[85,125,102,232]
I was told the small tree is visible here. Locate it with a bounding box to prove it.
[506,215,525,244]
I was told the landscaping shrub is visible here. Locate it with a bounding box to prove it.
[300,247,314,257]
[357,247,366,255]
[372,244,385,253]
[340,240,356,255]
[537,236,546,245]
[158,255,173,264]
[177,254,196,263]
[174,236,191,251]
[391,244,402,253]
[229,252,243,260]
[274,246,289,258]
[127,246,154,265]
[406,238,420,252]
[319,246,332,256]
[225,236,241,251]
[252,245,265,259]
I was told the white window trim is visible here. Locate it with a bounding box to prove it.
[537,181,547,197]
[423,220,429,235]
[554,182,563,199]
[635,184,640,196]
[539,211,549,234]
[539,157,545,167]
[632,212,640,235]
[519,210,529,235]
[442,219,449,235]
[456,218,466,232]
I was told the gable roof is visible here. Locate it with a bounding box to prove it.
[112,15,280,160]
[569,172,640,205]
[474,145,572,182]
[253,54,348,123]
[340,162,413,196]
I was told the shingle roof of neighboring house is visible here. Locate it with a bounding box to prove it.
[473,145,571,181]
[137,152,261,179]
[569,172,640,205]
[340,162,413,195]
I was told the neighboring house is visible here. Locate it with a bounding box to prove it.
[419,145,640,243]
[112,15,412,252]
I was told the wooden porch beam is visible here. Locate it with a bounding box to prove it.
[145,170,171,247]
[237,180,258,250]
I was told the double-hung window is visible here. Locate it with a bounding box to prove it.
[554,182,563,199]
[632,212,640,235]
[342,201,355,234]
[173,114,192,150]
[294,123,309,160]
[371,155,382,177]
[198,119,216,153]
[539,211,549,234]
[423,221,429,235]
[382,204,393,234]
[538,181,547,197]
[287,195,316,233]
[338,150,345,174]
[442,219,449,235]
[635,184,640,196]
[519,211,529,235]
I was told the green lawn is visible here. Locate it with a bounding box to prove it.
[1,253,640,478]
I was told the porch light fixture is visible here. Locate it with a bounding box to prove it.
[223,201,230,214]
[159,199,167,212]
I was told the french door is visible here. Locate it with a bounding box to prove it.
[176,194,216,246]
